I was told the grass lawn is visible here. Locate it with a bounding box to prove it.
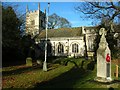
[2,58,120,89]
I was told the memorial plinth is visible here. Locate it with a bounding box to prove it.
[95,28,112,82]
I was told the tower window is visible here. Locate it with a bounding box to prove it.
[31,20,35,25]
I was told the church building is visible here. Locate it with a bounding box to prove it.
[35,27,98,57]
[25,3,98,58]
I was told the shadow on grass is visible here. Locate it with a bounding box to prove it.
[33,61,93,88]
[2,63,60,76]
[33,60,97,88]
[2,64,42,76]
[64,60,79,68]
[109,87,114,90]
[87,61,96,71]
[34,67,87,88]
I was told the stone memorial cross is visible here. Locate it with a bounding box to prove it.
[95,28,112,82]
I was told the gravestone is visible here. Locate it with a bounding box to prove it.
[26,57,33,66]
[95,28,112,82]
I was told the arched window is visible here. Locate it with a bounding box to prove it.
[58,43,64,53]
[72,43,79,53]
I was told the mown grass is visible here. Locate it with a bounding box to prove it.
[2,58,79,88]
[2,58,120,89]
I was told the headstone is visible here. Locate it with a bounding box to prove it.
[95,28,112,82]
[26,57,33,66]
[36,60,42,66]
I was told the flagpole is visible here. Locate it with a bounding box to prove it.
[43,3,50,71]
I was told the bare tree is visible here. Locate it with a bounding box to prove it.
[75,2,120,31]
[75,2,120,59]
[48,13,71,29]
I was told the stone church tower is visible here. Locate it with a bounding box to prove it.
[26,3,46,37]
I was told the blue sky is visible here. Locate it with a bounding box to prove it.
[5,2,94,27]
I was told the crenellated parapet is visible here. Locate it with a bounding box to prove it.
[27,10,45,15]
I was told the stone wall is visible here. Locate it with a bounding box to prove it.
[39,37,85,57]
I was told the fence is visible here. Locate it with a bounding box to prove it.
[112,59,120,80]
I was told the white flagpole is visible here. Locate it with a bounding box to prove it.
[43,3,50,71]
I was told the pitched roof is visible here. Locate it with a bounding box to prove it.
[37,27,83,38]
[84,26,99,33]
[35,26,99,39]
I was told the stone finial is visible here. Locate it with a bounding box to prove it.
[99,28,107,36]
[99,28,108,45]
[114,33,119,38]
[82,26,86,34]
[26,4,28,12]
[38,3,40,10]
[44,8,46,14]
